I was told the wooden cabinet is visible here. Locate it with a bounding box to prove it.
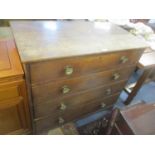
[111,102,155,135]
[0,28,31,134]
[10,21,148,134]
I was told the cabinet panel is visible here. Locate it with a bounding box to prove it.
[0,97,27,135]
[0,41,11,70]
[0,86,19,101]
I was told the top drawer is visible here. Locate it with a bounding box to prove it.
[30,49,143,84]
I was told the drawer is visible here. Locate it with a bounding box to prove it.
[30,50,142,84]
[34,81,126,118]
[32,66,134,104]
[0,86,20,101]
[34,93,119,134]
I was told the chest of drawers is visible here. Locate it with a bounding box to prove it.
[0,28,31,134]
[10,20,148,134]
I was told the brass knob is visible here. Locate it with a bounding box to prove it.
[60,102,67,111]
[65,66,73,75]
[62,85,70,94]
[59,117,65,124]
[101,102,106,108]
[113,73,120,80]
[106,88,111,95]
[120,56,128,64]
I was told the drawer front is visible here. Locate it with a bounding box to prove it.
[34,93,119,134]
[30,50,142,84]
[34,81,126,118]
[0,86,20,101]
[32,66,134,104]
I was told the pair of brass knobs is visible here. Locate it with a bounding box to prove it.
[64,56,128,75]
[58,104,66,124]
[59,103,66,124]
[61,73,120,94]
[59,101,107,111]
[63,66,73,94]
[58,102,107,125]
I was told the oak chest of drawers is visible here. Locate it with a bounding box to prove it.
[10,20,148,134]
[0,28,31,134]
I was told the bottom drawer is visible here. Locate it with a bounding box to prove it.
[34,93,120,134]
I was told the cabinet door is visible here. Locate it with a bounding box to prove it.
[0,97,27,134]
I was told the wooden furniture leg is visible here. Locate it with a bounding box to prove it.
[106,108,119,135]
[125,68,153,105]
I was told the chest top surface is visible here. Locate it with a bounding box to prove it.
[10,20,149,63]
[0,27,23,79]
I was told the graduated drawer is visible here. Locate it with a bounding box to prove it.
[32,66,134,104]
[33,80,126,118]
[34,93,119,134]
[30,49,142,84]
[0,85,20,101]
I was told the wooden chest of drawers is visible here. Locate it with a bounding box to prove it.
[0,28,31,134]
[10,20,148,134]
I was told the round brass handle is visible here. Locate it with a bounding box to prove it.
[113,73,120,80]
[120,56,128,64]
[59,117,65,124]
[62,85,70,94]
[101,102,106,108]
[60,102,67,111]
[106,88,111,95]
[65,66,74,75]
